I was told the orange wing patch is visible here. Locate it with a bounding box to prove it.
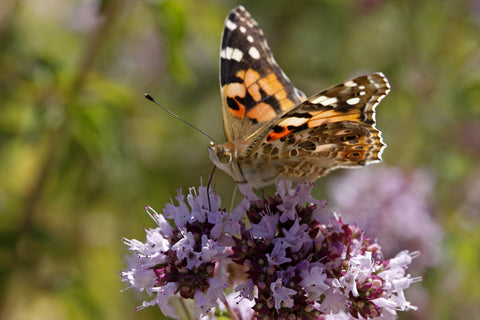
[224,68,298,121]
[230,97,246,119]
[265,109,364,142]
[243,69,261,87]
[255,71,296,113]
[307,110,362,128]
[246,102,276,122]
[222,83,247,119]
[266,126,294,141]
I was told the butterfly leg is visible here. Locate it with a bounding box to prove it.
[206,166,217,211]
[260,187,273,213]
[220,183,238,236]
[282,178,289,196]
[228,183,238,215]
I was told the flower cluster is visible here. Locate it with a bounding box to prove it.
[121,187,231,319]
[122,181,420,319]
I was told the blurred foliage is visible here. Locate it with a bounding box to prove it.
[0,0,479,319]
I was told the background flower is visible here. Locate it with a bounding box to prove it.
[328,165,443,271]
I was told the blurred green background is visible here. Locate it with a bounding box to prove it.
[1,0,479,319]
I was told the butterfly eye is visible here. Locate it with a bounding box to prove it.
[220,151,232,164]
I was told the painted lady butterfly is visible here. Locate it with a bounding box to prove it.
[208,6,390,188]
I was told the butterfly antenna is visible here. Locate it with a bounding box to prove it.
[144,93,217,143]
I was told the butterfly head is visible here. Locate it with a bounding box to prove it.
[208,142,232,164]
[208,141,245,184]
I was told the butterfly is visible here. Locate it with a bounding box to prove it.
[208,6,390,188]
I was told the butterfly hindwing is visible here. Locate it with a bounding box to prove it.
[220,6,306,141]
[242,73,390,184]
[263,73,389,143]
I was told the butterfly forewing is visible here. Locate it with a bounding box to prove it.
[220,6,306,141]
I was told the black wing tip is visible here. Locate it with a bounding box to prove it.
[229,5,251,20]
[232,5,246,13]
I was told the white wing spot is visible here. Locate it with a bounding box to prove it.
[222,47,243,62]
[310,95,338,106]
[346,97,361,105]
[225,19,237,31]
[359,91,366,96]
[294,88,307,101]
[314,144,336,153]
[231,48,243,62]
[248,46,260,59]
[240,26,246,33]
[344,80,357,87]
[278,117,309,127]
[280,69,289,81]
[358,85,366,90]
[247,35,254,43]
